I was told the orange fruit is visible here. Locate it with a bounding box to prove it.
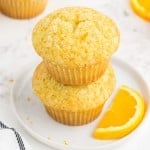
[93,85,146,139]
[130,0,150,21]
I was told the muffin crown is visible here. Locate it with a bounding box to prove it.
[32,7,120,66]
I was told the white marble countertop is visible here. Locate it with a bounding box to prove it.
[0,0,150,150]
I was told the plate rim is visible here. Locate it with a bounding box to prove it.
[10,56,150,150]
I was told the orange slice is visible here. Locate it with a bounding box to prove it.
[93,85,145,139]
[130,0,150,21]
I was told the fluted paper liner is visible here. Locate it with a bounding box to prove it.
[45,104,104,126]
[45,60,108,85]
[0,0,47,19]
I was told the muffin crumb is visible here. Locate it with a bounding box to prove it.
[9,79,14,83]
[63,140,69,145]
[27,96,31,102]
[47,137,51,140]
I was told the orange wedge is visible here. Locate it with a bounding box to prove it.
[130,0,150,21]
[93,85,145,139]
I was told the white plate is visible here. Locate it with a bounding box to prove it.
[11,57,150,150]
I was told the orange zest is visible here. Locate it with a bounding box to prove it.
[130,0,150,21]
[93,85,145,139]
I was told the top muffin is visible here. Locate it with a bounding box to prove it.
[32,7,120,67]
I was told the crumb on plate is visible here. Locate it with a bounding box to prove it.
[27,96,31,102]
[47,137,51,140]
[63,140,69,145]
[9,79,14,83]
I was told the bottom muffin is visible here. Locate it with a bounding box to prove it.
[32,62,116,125]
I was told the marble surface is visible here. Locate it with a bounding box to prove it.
[0,0,150,150]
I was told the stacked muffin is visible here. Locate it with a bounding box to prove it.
[32,7,120,125]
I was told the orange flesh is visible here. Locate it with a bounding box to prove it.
[138,0,150,10]
[98,89,136,128]
[131,0,150,21]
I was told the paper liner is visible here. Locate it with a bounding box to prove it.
[45,60,108,85]
[45,105,104,126]
[0,0,47,19]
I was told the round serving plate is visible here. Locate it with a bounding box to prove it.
[11,57,150,150]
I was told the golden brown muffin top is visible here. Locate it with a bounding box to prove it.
[32,7,120,67]
[32,62,116,111]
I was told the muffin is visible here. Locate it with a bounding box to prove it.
[0,0,48,19]
[32,62,116,125]
[32,7,120,85]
